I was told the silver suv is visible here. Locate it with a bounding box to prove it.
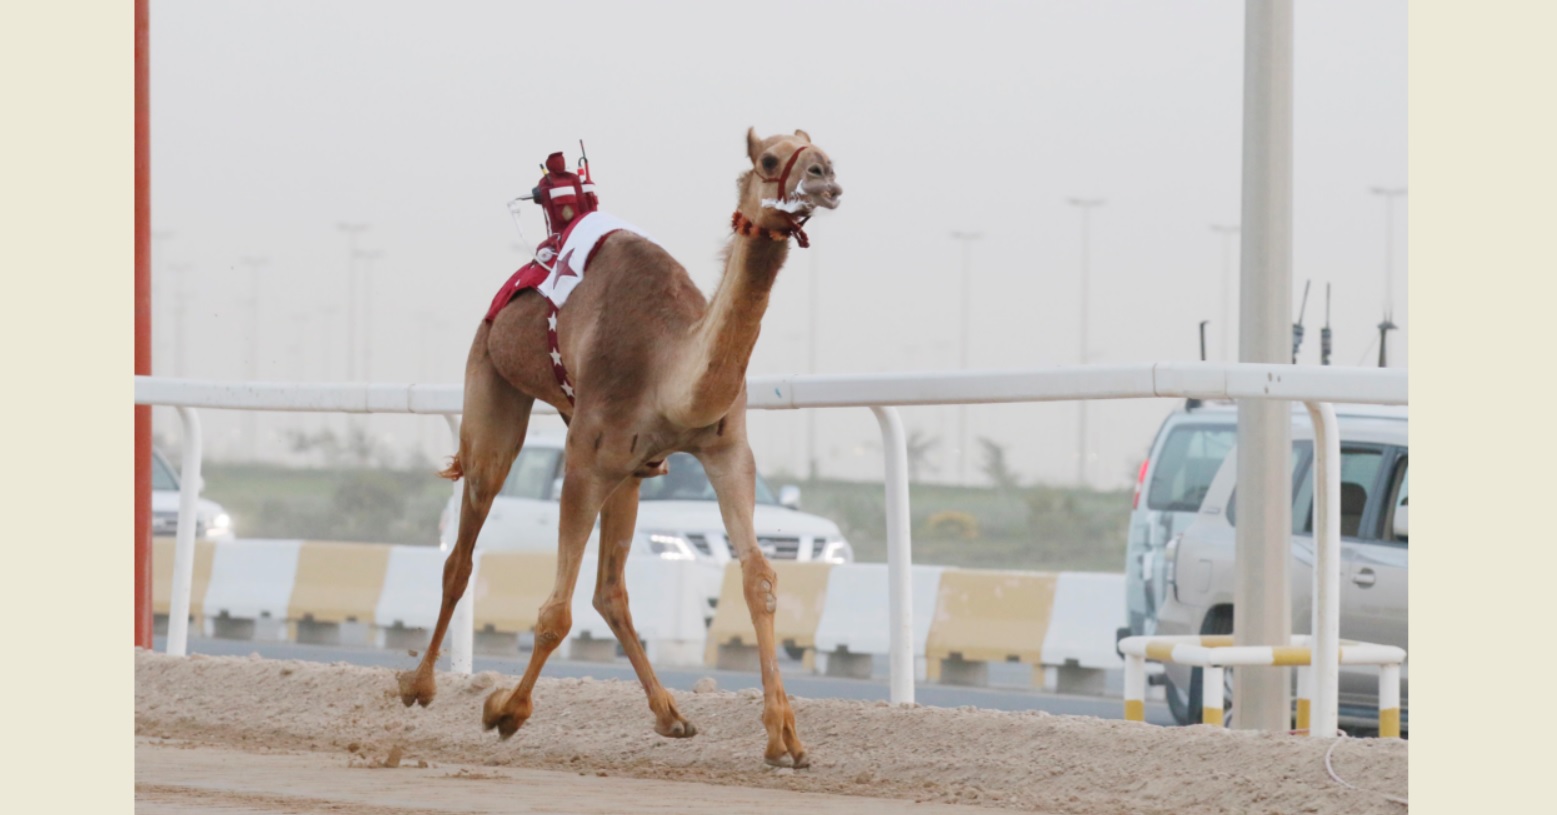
[1151,408,1408,732]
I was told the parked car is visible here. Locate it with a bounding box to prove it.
[437,435,854,565]
[150,448,235,542]
[1148,407,1408,732]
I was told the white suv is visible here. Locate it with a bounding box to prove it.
[437,435,854,565]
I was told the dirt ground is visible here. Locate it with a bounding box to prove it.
[135,650,1407,814]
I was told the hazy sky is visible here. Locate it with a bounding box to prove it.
[148,0,1406,489]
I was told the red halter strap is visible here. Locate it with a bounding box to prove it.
[739,144,812,247]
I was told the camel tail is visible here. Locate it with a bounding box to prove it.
[438,453,464,481]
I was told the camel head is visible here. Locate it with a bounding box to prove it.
[741,128,842,230]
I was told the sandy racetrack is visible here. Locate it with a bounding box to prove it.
[135,650,1406,814]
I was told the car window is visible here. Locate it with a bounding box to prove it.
[1292,446,1387,538]
[502,448,562,499]
[152,453,179,491]
[639,452,779,505]
[1147,424,1236,512]
[1383,458,1408,543]
[1225,441,1311,526]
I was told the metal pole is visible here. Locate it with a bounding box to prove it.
[355,249,384,382]
[241,256,269,460]
[871,406,915,705]
[134,0,153,649]
[1212,224,1240,361]
[949,231,982,485]
[1068,199,1104,487]
[1370,187,1406,367]
[808,248,820,481]
[1233,0,1295,731]
[1303,401,1340,737]
[170,262,191,378]
[167,406,203,656]
[337,223,369,381]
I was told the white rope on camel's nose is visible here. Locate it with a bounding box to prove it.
[761,179,810,213]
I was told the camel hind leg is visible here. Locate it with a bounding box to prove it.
[399,325,534,707]
[591,477,697,738]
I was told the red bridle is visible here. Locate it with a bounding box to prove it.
[732,145,813,248]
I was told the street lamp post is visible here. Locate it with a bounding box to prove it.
[240,255,270,460]
[949,231,983,486]
[1369,187,1407,367]
[1211,224,1241,361]
[807,247,821,481]
[355,249,385,382]
[337,222,370,381]
[1067,198,1104,488]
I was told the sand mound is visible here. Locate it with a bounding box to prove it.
[135,650,1405,814]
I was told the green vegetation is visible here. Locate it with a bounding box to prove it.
[200,461,1128,573]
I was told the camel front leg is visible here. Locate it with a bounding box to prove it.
[593,477,697,738]
[481,462,620,739]
[699,442,808,768]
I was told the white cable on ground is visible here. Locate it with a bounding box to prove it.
[1323,731,1408,807]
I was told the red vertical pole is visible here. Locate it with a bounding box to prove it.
[134,0,153,648]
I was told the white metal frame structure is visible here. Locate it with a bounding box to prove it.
[135,361,1406,732]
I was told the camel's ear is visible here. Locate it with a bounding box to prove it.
[793,129,812,143]
[747,127,763,164]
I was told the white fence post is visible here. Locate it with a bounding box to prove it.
[166,405,203,657]
[1303,401,1341,737]
[870,405,914,706]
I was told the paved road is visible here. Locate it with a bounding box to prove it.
[154,634,1176,725]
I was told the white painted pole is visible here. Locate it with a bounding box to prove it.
[1123,654,1147,721]
[871,406,915,705]
[166,405,203,656]
[442,414,474,675]
[1304,401,1341,737]
[1233,0,1295,731]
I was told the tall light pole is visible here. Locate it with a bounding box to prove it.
[949,231,983,486]
[1370,187,1406,367]
[1211,224,1241,361]
[240,255,270,460]
[807,246,821,481]
[169,262,192,378]
[151,230,175,375]
[1067,198,1104,488]
[355,249,384,382]
[337,222,370,381]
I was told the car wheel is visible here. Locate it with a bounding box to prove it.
[1163,673,1194,725]
[784,644,806,662]
[1186,606,1235,726]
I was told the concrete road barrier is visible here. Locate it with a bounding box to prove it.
[924,568,1058,686]
[704,561,834,671]
[1039,572,1126,694]
[813,563,945,679]
[286,541,392,646]
[471,550,558,654]
[202,539,303,640]
[152,536,216,627]
[374,546,450,649]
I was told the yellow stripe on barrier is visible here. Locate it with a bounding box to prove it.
[1200,635,1236,648]
[1202,706,1223,727]
[472,551,559,634]
[1146,642,1178,661]
[1124,699,1145,722]
[152,536,216,620]
[1379,707,1400,738]
[703,561,835,666]
[1296,698,1310,731]
[287,541,392,624]
[1271,646,1312,666]
[924,569,1058,678]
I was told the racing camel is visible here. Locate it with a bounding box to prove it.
[398,128,841,768]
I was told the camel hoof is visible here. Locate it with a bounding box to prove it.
[656,718,698,739]
[481,688,525,740]
[765,749,810,769]
[397,670,436,708]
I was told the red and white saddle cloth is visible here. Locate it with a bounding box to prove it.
[484,211,656,404]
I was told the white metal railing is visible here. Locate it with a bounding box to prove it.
[135,361,1406,730]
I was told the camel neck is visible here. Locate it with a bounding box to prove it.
[673,226,788,427]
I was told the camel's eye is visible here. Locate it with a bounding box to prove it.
[760,154,779,172]
[808,165,824,176]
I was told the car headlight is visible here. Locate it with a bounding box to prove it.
[817,537,853,564]
[643,532,697,561]
[210,512,232,531]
